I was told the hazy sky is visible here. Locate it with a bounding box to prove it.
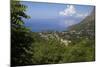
[21,1,94,32]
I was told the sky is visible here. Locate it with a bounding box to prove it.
[21,1,94,32]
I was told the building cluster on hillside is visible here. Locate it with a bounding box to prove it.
[39,32,71,46]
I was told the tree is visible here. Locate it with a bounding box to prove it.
[11,0,33,66]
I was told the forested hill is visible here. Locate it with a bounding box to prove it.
[67,8,95,34]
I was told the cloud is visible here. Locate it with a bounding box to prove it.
[59,20,76,27]
[59,5,76,16]
[75,13,88,18]
[59,5,88,18]
[63,20,76,26]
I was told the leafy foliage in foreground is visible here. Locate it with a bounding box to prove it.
[11,0,33,66]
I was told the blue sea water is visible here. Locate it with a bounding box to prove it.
[24,18,81,32]
[24,19,69,32]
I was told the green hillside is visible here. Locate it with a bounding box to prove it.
[67,8,95,37]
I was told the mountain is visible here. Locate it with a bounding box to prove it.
[67,8,95,38]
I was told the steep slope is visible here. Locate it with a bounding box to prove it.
[57,8,95,43]
[68,8,95,34]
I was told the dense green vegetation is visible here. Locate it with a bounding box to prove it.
[11,0,34,66]
[11,0,95,66]
[28,32,95,64]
